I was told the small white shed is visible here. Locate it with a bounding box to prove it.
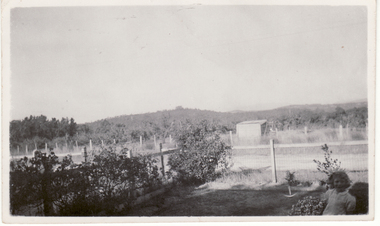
[236,120,267,140]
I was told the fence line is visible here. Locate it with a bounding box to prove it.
[232,140,368,150]
[12,139,367,160]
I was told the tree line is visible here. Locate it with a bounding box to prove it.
[9,105,368,150]
[10,115,77,149]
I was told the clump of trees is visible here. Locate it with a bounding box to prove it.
[10,115,77,150]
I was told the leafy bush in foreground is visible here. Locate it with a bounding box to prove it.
[168,120,232,185]
[289,196,326,216]
[10,146,161,216]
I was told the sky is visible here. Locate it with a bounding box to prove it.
[9,4,369,123]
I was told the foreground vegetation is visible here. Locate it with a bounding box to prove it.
[10,146,162,216]
[9,116,368,216]
[10,120,233,216]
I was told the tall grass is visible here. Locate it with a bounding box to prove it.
[221,128,367,146]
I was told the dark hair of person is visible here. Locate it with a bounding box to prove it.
[332,171,351,189]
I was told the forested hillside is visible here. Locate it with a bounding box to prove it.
[9,102,368,150]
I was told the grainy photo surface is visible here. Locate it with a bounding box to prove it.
[1,0,376,223]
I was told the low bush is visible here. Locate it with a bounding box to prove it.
[285,171,298,186]
[289,196,326,216]
[349,182,369,214]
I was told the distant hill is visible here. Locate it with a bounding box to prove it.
[10,100,367,149]
[228,110,245,114]
[226,100,367,115]
[275,101,367,112]
[84,100,368,132]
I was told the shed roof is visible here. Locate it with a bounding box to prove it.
[237,120,267,125]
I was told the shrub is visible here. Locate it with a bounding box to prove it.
[10,152,60,216]
[10,145,162,216]
[289,196,326,216]
[313,144,342,176]
[168,120,232,185]
[285,171,298,186]
[349,182,369,214]
[55,146,161,215]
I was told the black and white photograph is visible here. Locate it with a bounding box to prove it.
[1,0,376,223]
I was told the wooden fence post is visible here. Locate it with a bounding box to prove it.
[83,147,88,163]
[304,126,307,135]
[45,143,48,152]
[26,145,28,154]
[160,143,165,177]
[140,136,143,148]
[229,131,233,146]
[17,145,20,154]
[270,139,277,183]
[90,139,93,151]
[114,139,116,144]
[339,125,343,140]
